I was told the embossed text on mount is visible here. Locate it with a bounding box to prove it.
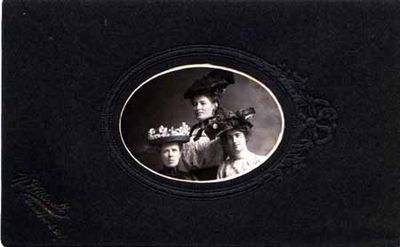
[11,173,70,242]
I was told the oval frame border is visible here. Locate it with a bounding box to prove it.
[103,45,338,199]
[119,64,286,183]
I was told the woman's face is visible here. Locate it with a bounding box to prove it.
[192,95,218,121]
[222,130,248,157]
[160,143,181,167]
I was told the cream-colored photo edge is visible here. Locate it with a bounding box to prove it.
[119,64,286,184]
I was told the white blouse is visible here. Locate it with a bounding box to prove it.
[217,151,267,179]
[180,128,224,172]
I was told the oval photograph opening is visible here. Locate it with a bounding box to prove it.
[120,64,284,183]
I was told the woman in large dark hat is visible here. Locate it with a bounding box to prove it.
[148,122,196,180]
[183,69,234,124]
[180,69,235,179]
[204,108,267,179]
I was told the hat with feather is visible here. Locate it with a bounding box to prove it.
[184,69,235,100]
[202,107,256,140]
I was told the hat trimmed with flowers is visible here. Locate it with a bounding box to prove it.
[147,122,191,146]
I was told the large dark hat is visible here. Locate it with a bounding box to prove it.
[203,107,256,140]
[147,122,191,146]
[184,69,235,99]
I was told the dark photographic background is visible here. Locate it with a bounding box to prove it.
[121,67,283,171]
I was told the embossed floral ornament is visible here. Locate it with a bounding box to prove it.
[298,97,338,145]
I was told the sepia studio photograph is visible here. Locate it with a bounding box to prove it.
[120,65,284,182]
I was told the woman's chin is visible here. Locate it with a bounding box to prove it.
[164,163,179,168]
[196,115,211,121]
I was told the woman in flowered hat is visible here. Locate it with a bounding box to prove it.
[204,108,267,179]
[180,69,235,179]
[148,123,196,180]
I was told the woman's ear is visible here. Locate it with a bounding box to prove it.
[213,102,219,110]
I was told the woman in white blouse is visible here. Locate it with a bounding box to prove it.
[203,107,267,179]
